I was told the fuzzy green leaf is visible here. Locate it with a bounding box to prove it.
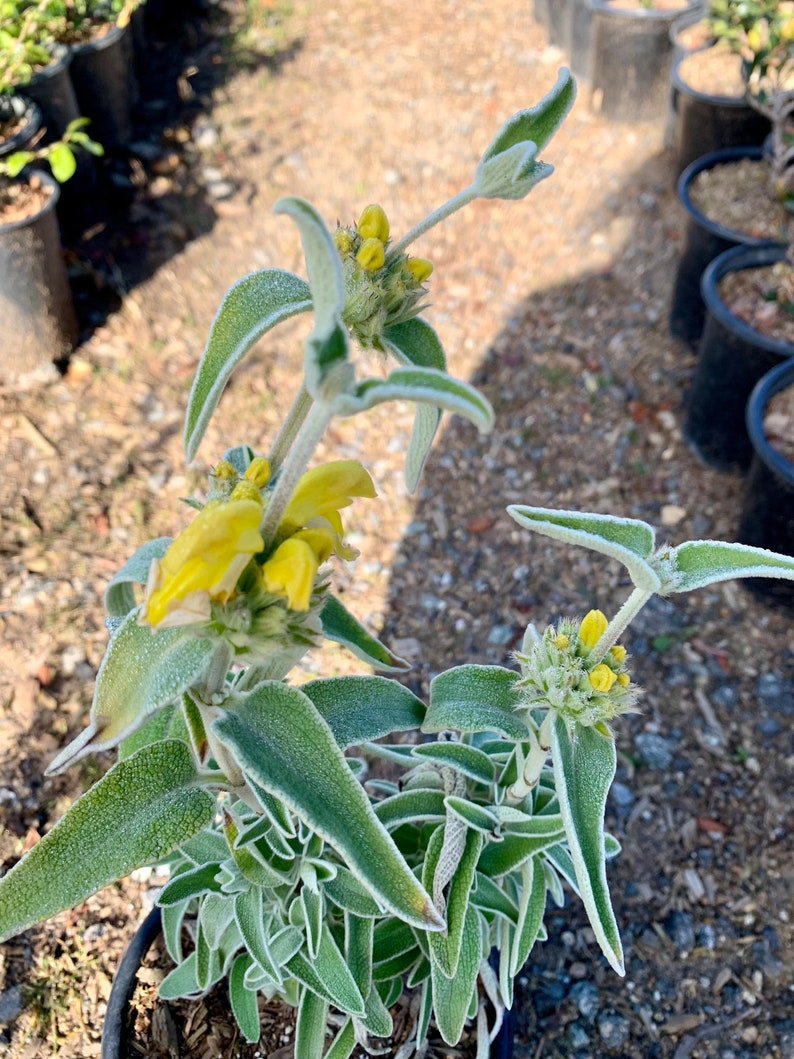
[382,317,447,491]
[507,505,660,590]
[184,268,312,460]
[424,826,483,979]
[212,682,442,931]
[477,819,566,876]
[431,904,482,1045]
[551,715,623,975]
[665,540,794,594]
[300,675,425,749]
[480,69,576,162]
[424,665,528,739]
[273,196,351,400]
[412,743,495,785]
[320,595,410,671]
[0,741,214,942]
[47,612,215,773]
[296,987,329,1059]
[230,953,261,1042]
[374,789,447,829]
[510,856,548,976]
[105,537,171,616]
[334,366,493,434]
[49,141,77,183]
[287,926,366,1017]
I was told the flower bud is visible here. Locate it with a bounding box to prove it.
[405,257,433,284]
[356,237,386,271]
[357,204,390,243]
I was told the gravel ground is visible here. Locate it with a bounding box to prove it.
[0,2,792,1057]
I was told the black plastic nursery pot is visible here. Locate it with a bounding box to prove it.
[69,23,136,149]
[22,44,81,142]
[738,359,794,613]
[531,0,550,33]
[683,243,794,472]
[570,0,594,83]
[669,146,784,347]
[670,52,770,177]
[668,7,712,58]
[102,907,517,1059]
[587,0,701,123]
[0,94,42,155]
[547,0,574,51]
[0,170,78,380]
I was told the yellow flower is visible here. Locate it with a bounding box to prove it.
[616,672,631,688]
[357,204,390,243]
[356,237,386,271]
[610,644,627,664]
[405,257,433,284]
[264,461,376,611]
[589,663,618,693]
[143,487,265,628]
[579,609,608,650]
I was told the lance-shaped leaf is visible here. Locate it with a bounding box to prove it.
[431,904,482,1046]
[47,611,216,773]
[230,953,261,1043]
[412,743,495,786]
[423,825,483,979]
[0,741,215,942]
[299,675,425,749]
[211,682,443,931]
[104,537,171,616]
[473,68,576,200]
[333,366,493,434]
[550,714,624,975]
[287,925,366,1016]
[424,665,528,740]
[508,505,661,591]
[510,856,549,976]
[662,539,794,594]
[320,595,409,672]
[382,317,447,492]
[273,196,351,400]
[183,268,312,460]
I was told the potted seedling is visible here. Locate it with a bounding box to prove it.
[0,116,101,379]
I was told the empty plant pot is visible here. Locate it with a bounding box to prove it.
[669,146,784,347]
[588,0,701,123]
[683,243,794,472]
[738,358,794,613]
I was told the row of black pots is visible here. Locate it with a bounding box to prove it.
[102,907,518,1058]
[679,239,794,614]
[532,0,705,123]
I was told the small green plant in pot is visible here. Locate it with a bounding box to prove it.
[2,69,794,1057]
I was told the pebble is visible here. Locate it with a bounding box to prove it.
[597,1011,630,1050]
[635,731,677,769]
[610,781,635,809]
[569,979,600,1020]
[488,624,514,645]
[533,981,566,1017]
[756,672,794,716]
[663,909,696,953]
[0,984,24,1024]
[568,1020,590,1048]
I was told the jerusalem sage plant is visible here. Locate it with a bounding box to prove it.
[1,68,794,1058]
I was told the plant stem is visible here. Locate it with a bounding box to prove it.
[260,400,334,543]
[268,382,314,474]
[591,585,653,663]
[386,185,478,259]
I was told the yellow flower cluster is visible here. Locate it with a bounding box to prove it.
[578,609,631,692]
[142,458,375,630]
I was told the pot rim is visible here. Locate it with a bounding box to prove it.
[671,49,750,105]
[0,168,61,233]
[669,7,712,47]
[746,358,794,485]
[0,95,43,158]
[27,42,73,84]
[701,243,794,358]
[588,0,701,21]
[677,145,786,245]
[70,20,127,58]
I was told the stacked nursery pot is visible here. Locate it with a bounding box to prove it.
[683,243,794,471]
[0,97,78,381]
[587,0,703,123]
[669,145,785,346]
[738,358,794,613]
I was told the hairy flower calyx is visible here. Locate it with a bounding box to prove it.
[515,610,638,730]
[334,203,433,348]
[141,457,375,642]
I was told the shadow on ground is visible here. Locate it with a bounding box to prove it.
[62,0,303,348]
[377,146,794,1058]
